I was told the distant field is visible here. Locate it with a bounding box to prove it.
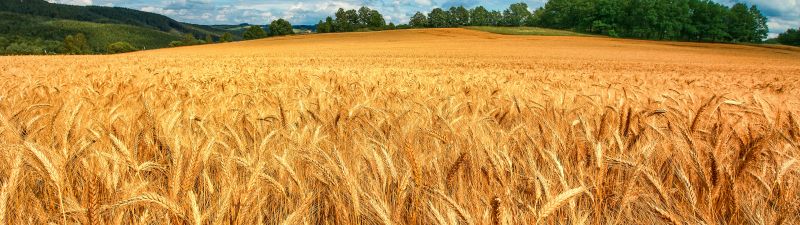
[467,26,593,36]
[1,28,800,224]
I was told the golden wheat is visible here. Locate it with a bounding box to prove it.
[1,28,799,224]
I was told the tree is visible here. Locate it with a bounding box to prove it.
[470,6,491,26]
[220,32,234,42]
[410,12,428,28]
[269,19,294,36]
[428,8,450,28]
[317,17,334,33]
[204,34,214,44]
[728,3,754,42]
[334,8,359,32]
[750,5,768,42]
[358,6,372,27]
[181,33,199,45]
[448,6,469,26]
[776,28,800,46]
[243,25,267,40]
[387,22,396,30]
[489,10,503,26]
[63,33,90,54]
[367,9,386,29]
[106,41,137,53]
[0,37,9,49]
[503,2,532,27]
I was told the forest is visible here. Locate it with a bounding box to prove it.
[322,1,770,44]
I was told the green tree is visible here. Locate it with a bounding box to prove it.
[181,33,199,45]
[409,12,428,28]
[243,25,267,40]
[728,3,754,42]
[367,9,386,29]
[317,17,334,33]
[470,6,491,26]
[269,19,294,36]
[489,10,503,26]
[750,5,768,42]
[6,42,45,55]
[334,8,359,32]
[220,32,234,42]
[106,41,137,53]
[428,8,451,28]
[503,3,532,27]
[0,37,9,50]
[448,6,469,26]
[204,34,214,44]
[63,33,90,54]
[776,28,800,46]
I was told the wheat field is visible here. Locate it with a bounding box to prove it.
[1,28,800,224]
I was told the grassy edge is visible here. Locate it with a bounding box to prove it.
[465,26,597,37]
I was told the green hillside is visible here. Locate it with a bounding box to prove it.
[0,0,228,36]
[0,12,180,54]
[0,0,236,54]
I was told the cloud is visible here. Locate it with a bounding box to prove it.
[45,0,800,36]
[47,0,93,5]
[715,0,800,37]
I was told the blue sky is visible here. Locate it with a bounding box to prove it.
[48,0,798,37]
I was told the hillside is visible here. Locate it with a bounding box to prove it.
[0,0,233,54]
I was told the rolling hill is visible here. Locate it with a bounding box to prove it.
[0,0,235,54]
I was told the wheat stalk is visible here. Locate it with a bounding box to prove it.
[537,187,586,223]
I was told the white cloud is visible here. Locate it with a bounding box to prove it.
[43,0,800,35]
[46,0,93,5]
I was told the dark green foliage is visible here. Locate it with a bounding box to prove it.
[448,6,469,27]
[533,0,769,43]
[205,34,214,44]
[357,7,385,28]
[502,3,531,26]
[318,7,386,33]
[366,9,386,28]
[106,41,136,53]
[333,8,359,32]
[316,17,334,33]
[0,1,235,54]
[243,25,267,40]
[0,0,227,37]
[0,37,61,55]
[428,8,451,28]
[469,6,492,26]
[64,33,91,54]
[750,5,769,42]
[168,33,204,47]
[776,28,800,46]
[220,32,234,42]
[269,19,294,36]
[410,12,428,28]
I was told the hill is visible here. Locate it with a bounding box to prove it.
[210,24,316,36]
[0,0,234,54]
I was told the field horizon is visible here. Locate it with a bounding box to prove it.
[2,28,800,224]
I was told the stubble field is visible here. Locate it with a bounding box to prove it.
[1,28,800,224]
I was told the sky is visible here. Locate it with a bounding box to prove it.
[47,0,798,37]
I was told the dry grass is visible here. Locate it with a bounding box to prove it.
[1,28,800,224]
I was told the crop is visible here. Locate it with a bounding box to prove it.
[1,28,799,224]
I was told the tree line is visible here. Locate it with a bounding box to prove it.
[775,27,800,46]
[315,7,400,33]
[406,1,769,43]
[242,19,295,40]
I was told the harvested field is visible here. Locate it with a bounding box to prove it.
[1,28,799,224]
